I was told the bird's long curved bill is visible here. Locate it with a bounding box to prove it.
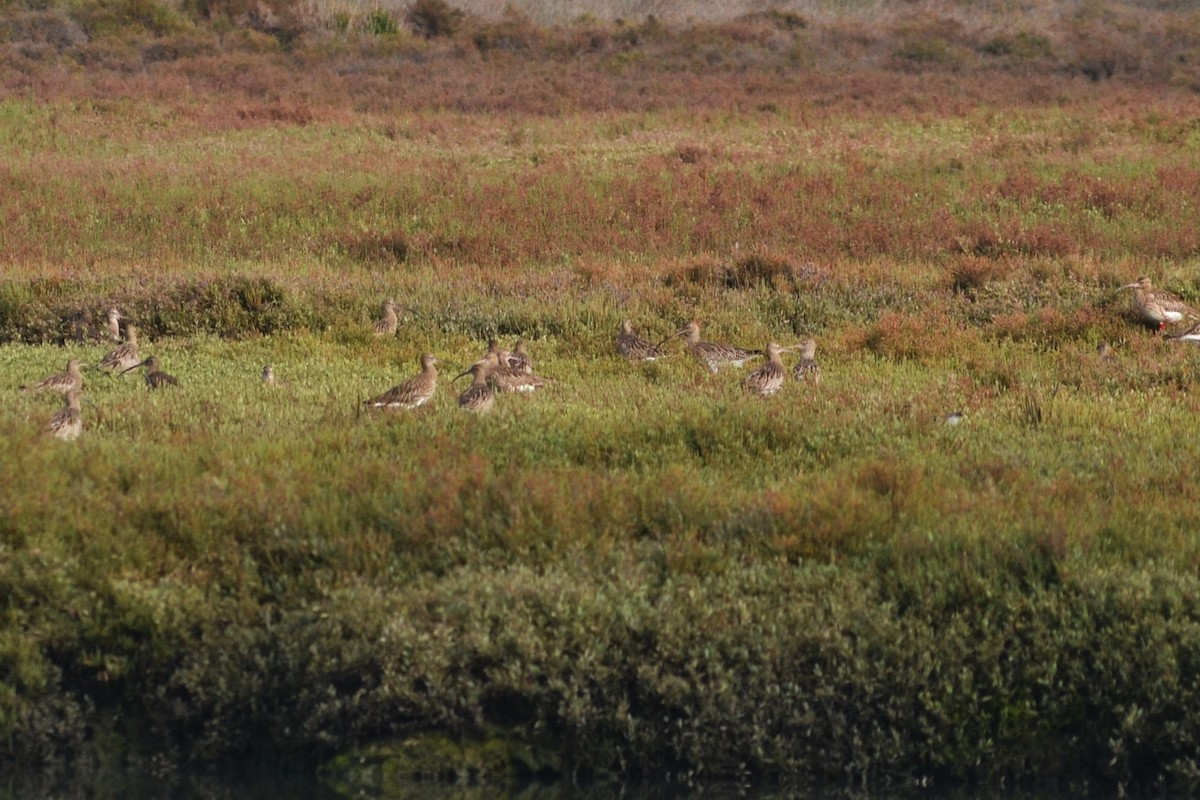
[655,329,687,347]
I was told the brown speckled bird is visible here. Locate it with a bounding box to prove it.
[47,390,83,441]
[481,352,546,393]
[98,324,140,374]
[1172,321,1200,343]
[617,319,666,361]
[791,339,820,384]
[366,354,439,410]
[21,359,83,394]
[373,298,400,337]
[121,355,178,389]
[507,339,533,373]
[105,308,123,342]
[455,362,496,413]
[1122,277,1198,331]
[742,343,795,397]
[675,320,761,373]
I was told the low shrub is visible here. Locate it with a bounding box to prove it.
[405,0,463,40]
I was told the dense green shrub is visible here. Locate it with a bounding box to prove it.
[405,0,462,40]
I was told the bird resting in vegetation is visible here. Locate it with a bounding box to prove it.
[365,354,439,409]
[21,359,83,395]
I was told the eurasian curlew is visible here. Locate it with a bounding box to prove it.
[47,390,82,441]
[261,365,291,387]
[98,324,140,374]
[454,362,495,413]
[21,359,83,394]
[121,355,178,388]
[1121,277,1199,331]
[1170,321,1200,343]
[617,319,666,361]
[742,343,794,397]
[791,339,821,384]
[365,354,439,410]
[673,321,762,373]
[373,298,400,337]
[481,351,546,393]
[106,308,123,342]
[507,340,533,373]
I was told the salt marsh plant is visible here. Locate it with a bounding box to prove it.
[5,2,1200,793]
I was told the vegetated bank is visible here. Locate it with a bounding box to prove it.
[5,0,1200,795]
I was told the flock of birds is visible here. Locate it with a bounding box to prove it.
[359,300,822,415]
[16,276,1200,441]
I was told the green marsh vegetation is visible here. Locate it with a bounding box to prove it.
[5,0,1200,794]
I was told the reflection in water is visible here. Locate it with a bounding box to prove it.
[2,771,776,800]
[0,767,1072,800]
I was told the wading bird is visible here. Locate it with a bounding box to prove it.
[121,355,178,388]
[373,298,400,337]
[371,298,419,337]
[617,320,666,361]
[261,365,291,387]
[792,339,820,384]
[98,324,141,374]
[742,343,795,397]
[47,390,82,441]
[674,320,761,373]
[1169,321,1200,344]
[106,308,123,342]
[480,351,546,393]
[21,359,83,395]
[454,362,496,413]
[365,354,439,409]
[507,339,533,374]
[1121,277,1198,331]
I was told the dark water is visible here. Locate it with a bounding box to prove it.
[0,771,815,800]
[1,767,1100,800]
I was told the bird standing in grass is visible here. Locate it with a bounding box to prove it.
[481,339,512,366]
[1169,322,1200,344]
[455,362,495,413]
[674,320,761,373]
[373,298,400,337]
[1097,342,1116,360]
[98,324,141,374]
[482,351,546,393]
[21,359,83,394]
[261,365,291,387]
[47,390,83,440]
[792,339,821,384]
[742,343,794,397]
[121,355,178,388]
[617,320,666,361]
[507,339,533,373]
[1121,277,1198,331]
[365,354,439,409]
[106,308,123,342]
